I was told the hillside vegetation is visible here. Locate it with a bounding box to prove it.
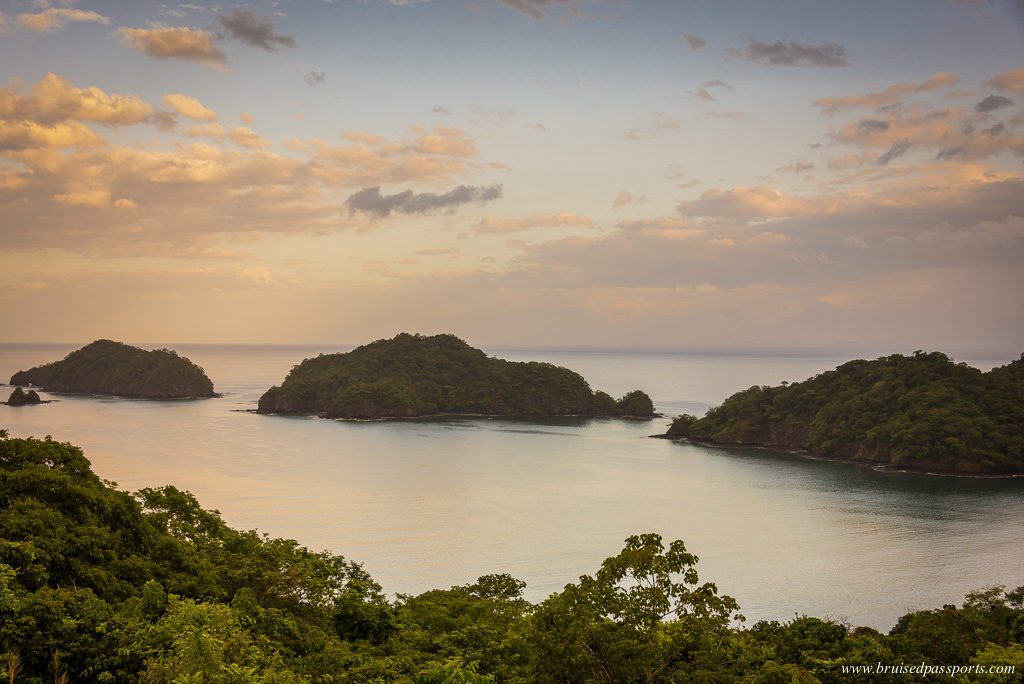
[258,333,654,418]
[10,339,215,399]
[2,431,1023,682]
[666,352,1024,474]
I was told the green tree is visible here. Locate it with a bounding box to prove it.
[529,534,742,683]
[257,333,655,419]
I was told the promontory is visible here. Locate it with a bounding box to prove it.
[664,351,1024,475]
[257,333,655,419]
[10,340,216,399]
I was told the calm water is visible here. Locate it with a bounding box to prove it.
[2,343,1022,630]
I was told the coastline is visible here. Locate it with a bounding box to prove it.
[256,409,662,421]
[650,434,1024,479]
[1,383,219,401]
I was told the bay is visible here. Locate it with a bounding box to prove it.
[1,342,1022,630]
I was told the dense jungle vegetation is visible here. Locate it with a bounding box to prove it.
[9,340,216,400]
[258,333,654,419]
[2,431,1022,682]
[666,352,1024,475]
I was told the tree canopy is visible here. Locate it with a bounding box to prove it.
[3,431,1022,681]
[666,352,1024,474]
[258,333,654,419]
[10,340,216,399]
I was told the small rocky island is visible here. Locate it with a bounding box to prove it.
[664,351,1024,475]
[5,387,42,406]
[258,332,655,419]
[10,340,216,399]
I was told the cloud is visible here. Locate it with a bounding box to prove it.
[813,73,959,115]
[0,141,334,252]
[612,191,646,208]
[341,131,384,144]
[678,185,825,220]
[876,139,911,166]
[8,256,1021,352]
[217,9,295,51]
[0,120,103,150]
[305,70,327,86]
[857,119,890,134]
[975,94,1013,113]
[690,88,714,101]
[701,79,730,89]
[652,113,678,130]
[16,8,109,32]
[467,105,516,126]
[411,125,478,156]
[185,123,270,148]
[413,247,460,256]
[288,126,481,187]
[0,72,161,150]
[0,78,507,254]
[625,113,680,139]
[677,167,1024,238]
[432,106,452,115]
[616,217,695,233]
[778,160,814,174]
[0,73,154,126]
[474,211,594,233]
[117,25,226,68]
[162,93,217,121]
[159,4,208,19]
[682,33,706,50]
[831,102,1024,162]
[347,184,502,217]
[984,122,1007,137]
[509,170,1024,303]
[987,67,1024,94]
[3,111,1023,351]
[745,40,848,67]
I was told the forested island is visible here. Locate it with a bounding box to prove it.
[9,339,216,400]
[258,333,655,419]
[2,430,1022,682]
[5,387,42,406]
[665,351,1024,475]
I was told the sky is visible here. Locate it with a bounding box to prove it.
[0,0,1022,353]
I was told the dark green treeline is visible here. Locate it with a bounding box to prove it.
[257,333,654,419]
[1,432,1022,682]
[667,351,1024,475]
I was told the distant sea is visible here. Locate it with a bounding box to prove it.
[2,342,1022,630]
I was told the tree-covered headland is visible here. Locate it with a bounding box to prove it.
[258,333,655,419]
[666,352,1024,475]
[9,340,216,400]
[2,431,1022,682]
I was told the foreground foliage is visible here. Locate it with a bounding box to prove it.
[258,333,654,419]
[666,351,1024,474]
[9,340,216,399]
[1,431,1022,682]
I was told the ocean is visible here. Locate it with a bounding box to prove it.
[2,342,1022,630]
